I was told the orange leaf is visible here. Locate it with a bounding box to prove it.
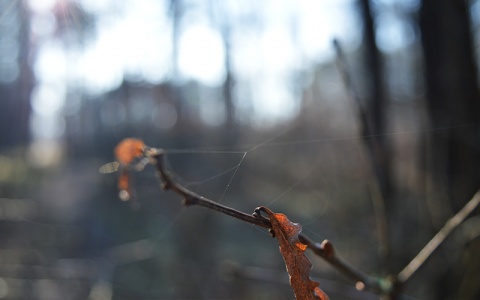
[115,138,145,165]
[114,138,144,201]
[261,206,329,300]
[118,169,129,191]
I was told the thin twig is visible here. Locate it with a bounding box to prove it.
[397,189,480,284]
[145,146,387,294]
[299,237,385,294]
[147,148,271,229]
[146,145,480,298]
[333,39,390,270]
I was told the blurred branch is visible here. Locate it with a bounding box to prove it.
[397,189,480,284]
[333,39,390,269]
[219,260,379,300]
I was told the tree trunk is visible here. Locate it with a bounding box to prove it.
[420,0,480,213]
[358,0,391,201]
[420,0,480,298]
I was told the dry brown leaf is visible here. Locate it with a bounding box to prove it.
[114,138,145,201]
[260,206,329,300]
[115,138,145,165]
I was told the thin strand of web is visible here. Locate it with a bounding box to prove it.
[247,124,301,152]
[164,122,477,155]
[260,122,478,149]
[264,170,314,208]
[302,225,328,242]
[217,152,247,204]
[165,149,247,154]
[160,122,477,209]
[185,164,245,187]
[156,208,187,240]
[215,125,301,204]
[165,125,300,155]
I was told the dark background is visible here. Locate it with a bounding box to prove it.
[0,0,479,299]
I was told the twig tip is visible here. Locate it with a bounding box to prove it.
[321,239,335,258]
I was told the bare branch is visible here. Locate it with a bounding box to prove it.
[115,123,479,298]
[333,39,391,271]
[146,147,271,229]
[397,189,480,284]
[144,146,387,295]
[299,237,386,295]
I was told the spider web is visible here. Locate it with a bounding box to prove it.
[154,97,475,237]
[154,109,477,243]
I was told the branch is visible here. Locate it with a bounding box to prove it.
[146,147,271,229]
[298,237,385,294]
[144,146,387,294]
[333,39,391,271]
[114,134,480,299]
[220,260,380,300]
[397,189,480,284]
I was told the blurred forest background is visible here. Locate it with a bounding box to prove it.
[1,0,480,299]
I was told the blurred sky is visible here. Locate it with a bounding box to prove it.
[28,0,356,118]
[23,0,419,153]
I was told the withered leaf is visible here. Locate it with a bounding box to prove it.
[115,138,145,165]
[260,206,329,300]
[114,138,145,201]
